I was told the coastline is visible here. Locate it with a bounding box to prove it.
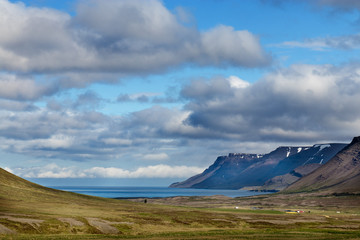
[51,186,269,199]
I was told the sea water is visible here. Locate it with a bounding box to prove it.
[52,186,268,198]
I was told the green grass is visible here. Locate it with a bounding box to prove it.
[1,168,360,239]
[204,208,285,214]
[2,228,360,240]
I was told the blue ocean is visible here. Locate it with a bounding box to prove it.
[52,186,267,199]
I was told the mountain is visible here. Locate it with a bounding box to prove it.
[170,143,346,190]
[170,153,264,189]
[285,136,360,194]
[257,143,347,191]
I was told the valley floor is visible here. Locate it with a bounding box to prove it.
[1,192,360,240]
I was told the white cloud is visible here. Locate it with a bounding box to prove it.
[4,167,13,173]
[227,76,250,89]
[0,0,270,82]
[201,26,270,67]
[0,63,359,161]
[128,165,203,178]
[9,163,85,178]
[180,63,360,142]
[279,40,329,51]
[139,153,169,161]
[84,167,131,178]
[0,0,83,72]
[0,73,58,100]
[36,134,75,149]
[9,164,204,179]
[276,34,360,51]
[74,0,185,45]
[101,138,132,146]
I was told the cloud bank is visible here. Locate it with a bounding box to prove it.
[181,64,360,142]
[0,63,359,162]
[0,0,359,173]
[0,0,270,80]
[7,164,204,179]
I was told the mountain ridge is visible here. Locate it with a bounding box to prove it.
[170,153,263,188]
[170,143,347,190]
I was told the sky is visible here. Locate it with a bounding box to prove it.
[1,0,360,186]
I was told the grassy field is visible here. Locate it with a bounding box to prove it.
[1,168,360,239]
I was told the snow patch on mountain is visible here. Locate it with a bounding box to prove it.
[314,144,331,152]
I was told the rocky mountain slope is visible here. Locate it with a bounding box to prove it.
[285,136,360,194]
[170,153,263,188]
[170,143,346,190]
[257,143,347,191]
[258,163,322,191]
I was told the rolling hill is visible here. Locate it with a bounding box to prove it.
[285,136,360,194]
[1,154,360,239]
[258,163,322,191]
[0,167,260,237]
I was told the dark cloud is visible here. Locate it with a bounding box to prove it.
[72,91,104,110]
[1,63,359,161]
[152,96,178,104]
[0,99,38,111]
[45,91,104,112]
[181,78,234,101]
[117,91,179,104]
[0,108,114,160]
[136,95,150,103]
[0,63,359,162]
[116,94,132,102]
[117,94,150,103]
[180,63,360,142]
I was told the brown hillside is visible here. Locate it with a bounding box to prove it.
[285,136,360,194]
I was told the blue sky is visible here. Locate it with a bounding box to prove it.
[1,0,360,186]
